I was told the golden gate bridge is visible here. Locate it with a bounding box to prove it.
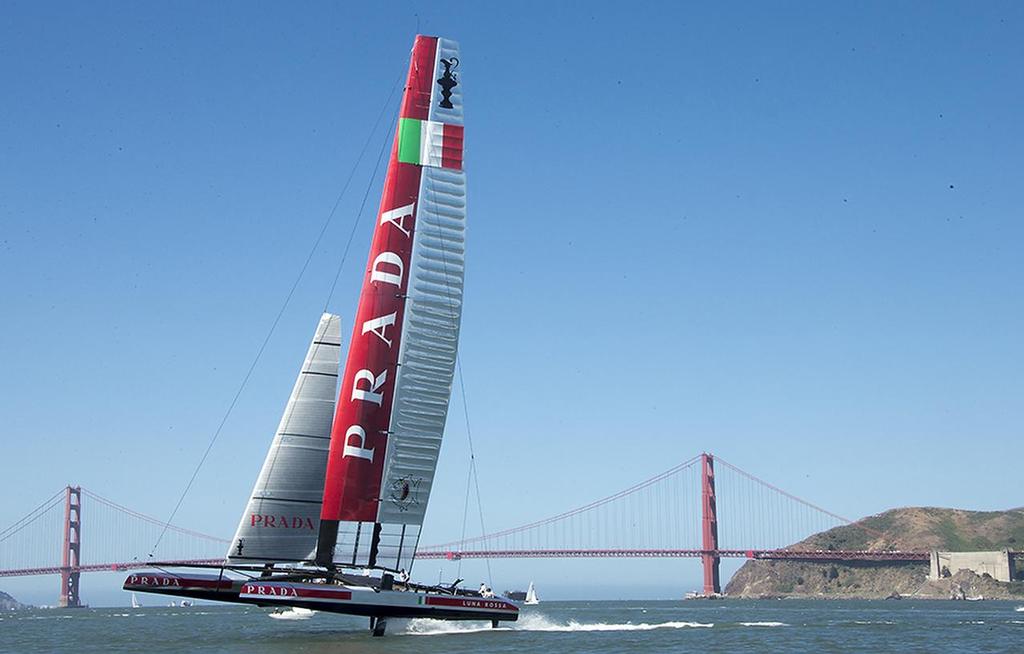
[0,453,930,607]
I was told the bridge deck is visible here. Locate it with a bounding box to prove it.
[0,550,932,578]
[415,549,932,562]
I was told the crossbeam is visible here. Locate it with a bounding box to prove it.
[0,559,225,578]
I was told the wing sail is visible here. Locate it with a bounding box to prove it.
[318,35,465,571]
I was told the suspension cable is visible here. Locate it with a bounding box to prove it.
[426,455,703,550]
[0,489,64,543]
[713,455,882,537]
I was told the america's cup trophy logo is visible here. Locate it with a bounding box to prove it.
[437,57,459,108]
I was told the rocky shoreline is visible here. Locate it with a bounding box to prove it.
[721,506,1024,600]
[725,560,1024,600]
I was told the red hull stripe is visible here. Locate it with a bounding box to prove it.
[124,574,232,590]
[320,36,438,523]
[240,583,352,601]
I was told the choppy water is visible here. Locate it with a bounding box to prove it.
[2,599,1023,653]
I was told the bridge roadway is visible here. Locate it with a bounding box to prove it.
[415,549,932,562]
[0,550,929,578]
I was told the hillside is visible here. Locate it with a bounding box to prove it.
[725,507,1024,599]
[793,506,1024,552]
[0,590,28,610]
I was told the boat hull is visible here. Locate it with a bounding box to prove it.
[123,572,519,622]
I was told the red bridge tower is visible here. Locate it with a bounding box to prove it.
[700,453,721,595]
[59,486,82,608]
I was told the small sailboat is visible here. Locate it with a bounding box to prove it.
[130,593,141,609]
[124,35,517,638]
[524,582,540,605]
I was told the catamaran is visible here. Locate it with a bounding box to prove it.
[123,34,518,637]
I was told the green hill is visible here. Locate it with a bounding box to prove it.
[725,507,1024,599]
[796,506,1024,552]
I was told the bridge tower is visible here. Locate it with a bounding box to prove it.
[59,486,82,608]
[700,453,721,595]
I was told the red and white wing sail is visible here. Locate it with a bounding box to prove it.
[317,35,465,571]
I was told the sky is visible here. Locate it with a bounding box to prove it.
[1,1,1022,606]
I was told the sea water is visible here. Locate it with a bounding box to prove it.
[2,599,1022,653]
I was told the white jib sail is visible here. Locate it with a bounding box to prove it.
[227,313,342,563]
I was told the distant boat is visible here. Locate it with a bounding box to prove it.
[683,591,723,600]
[1016,606,1024,612]
[965,595,984,602]
[269,607,316,621]
[525,582,540,605]
[180,600,193,607]
[130,593,141,609]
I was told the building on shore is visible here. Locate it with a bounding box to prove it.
[929,550,1015,583]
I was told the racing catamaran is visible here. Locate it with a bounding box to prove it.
[124,34,518,637]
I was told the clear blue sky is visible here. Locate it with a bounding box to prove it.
[2,1,1022,605]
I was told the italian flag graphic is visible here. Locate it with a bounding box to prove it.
[397,117,464,170]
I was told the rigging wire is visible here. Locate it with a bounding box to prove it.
[414,133,495,587]
[310,96,397,571]
[148,77,402,557]
[454,360,493,586]
[323,95,400,311]
[456,429,474,579]
[251,76,400,540]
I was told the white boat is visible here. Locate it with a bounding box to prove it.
[130,593,141,609]
[524,582,540,605]
[269,607,316,621]
[124,34,517,638]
